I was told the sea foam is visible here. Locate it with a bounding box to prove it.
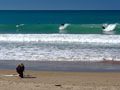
[0,34,120,44]
[0,34,120,61]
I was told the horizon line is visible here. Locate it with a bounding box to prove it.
[0,9,119,11]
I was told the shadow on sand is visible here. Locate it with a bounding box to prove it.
[23,75,37,79]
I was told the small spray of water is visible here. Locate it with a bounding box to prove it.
[59,24,70,30]
[102,24,117,32]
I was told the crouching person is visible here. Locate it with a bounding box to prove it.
[16,63,25,78]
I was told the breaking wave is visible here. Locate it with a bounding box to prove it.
[0,34,120,44]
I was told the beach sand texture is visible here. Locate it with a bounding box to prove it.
[0,70,120,90]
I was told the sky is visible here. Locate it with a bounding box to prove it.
[0,0,120,10]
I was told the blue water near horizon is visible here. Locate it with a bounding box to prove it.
[0,10,120,24]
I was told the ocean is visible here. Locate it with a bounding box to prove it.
[0,10,120,62]
[0,10,120,24]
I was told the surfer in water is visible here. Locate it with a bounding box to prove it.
[102,25,105,29]
[102,24,117,32]
[16,24,24,28]
[16,63,25,78]
[61,24,64,26]
[59,24,70,30]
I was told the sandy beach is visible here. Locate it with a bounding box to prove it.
[0,69,120,90]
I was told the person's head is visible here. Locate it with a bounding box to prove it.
[19,63,24,67]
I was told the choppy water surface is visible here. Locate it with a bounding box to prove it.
[0,34,120,61]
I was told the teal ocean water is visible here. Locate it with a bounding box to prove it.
[0,10,120,61]
[0,24,120,34]
[0,10,120,24]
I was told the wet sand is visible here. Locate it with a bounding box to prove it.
[0,69,120,90]
[0,60,120,72]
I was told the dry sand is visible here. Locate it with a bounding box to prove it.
[0,69,120,90]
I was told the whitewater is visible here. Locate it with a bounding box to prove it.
[0,34,120,44]
[0,34,120,61]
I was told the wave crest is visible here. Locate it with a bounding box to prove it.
[0,34,120,44]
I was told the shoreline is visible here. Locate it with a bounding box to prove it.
[98,60,120,64]
[0,60,120,72]
[0,69,120,90]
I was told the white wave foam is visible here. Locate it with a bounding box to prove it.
[0,34,120,61]
[102,24,117,32]
[0,34,120,44]
[59,24,70,30]
[16,24,24,28]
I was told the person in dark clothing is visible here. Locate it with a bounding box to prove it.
[102,25,105,29]
[61,24,64,26]
[16,63,25,78]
